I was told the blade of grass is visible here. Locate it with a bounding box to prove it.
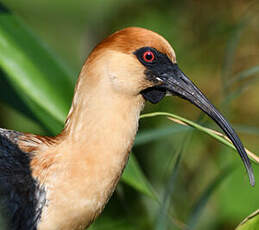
[186,166,234,230]
[121,153,157,200]
[155,151,182,230]
[167,117,259,164]
[140,112,259,164]
[221,17,248,90]
[225,65,259,88]
[155,115,203,230]
[222,74,259,109]
[0,70,39,125]
[0,4,74,132]
[236,209,259,230]
[234,125,259,136]
[0,67,63,134]
[135,125,189,146]
[221,5,257,95]
[89,217,134,230]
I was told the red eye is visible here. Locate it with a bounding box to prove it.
[143,51,155,62]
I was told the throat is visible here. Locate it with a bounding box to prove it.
[63,94,144,151]
[37,68,145,229]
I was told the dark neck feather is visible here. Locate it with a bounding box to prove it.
[0,128,46,230]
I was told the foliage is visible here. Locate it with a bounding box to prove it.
[236,210,259,230]
[0,1,259,229]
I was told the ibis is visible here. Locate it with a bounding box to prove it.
[0,27,255,230]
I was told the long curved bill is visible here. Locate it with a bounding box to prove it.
[159,64,255,186]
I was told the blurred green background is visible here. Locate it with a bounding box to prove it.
[0,0,259,229]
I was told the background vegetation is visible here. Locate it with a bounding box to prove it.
[0,0,259,229]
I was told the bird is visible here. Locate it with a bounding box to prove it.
[0,27,255,230]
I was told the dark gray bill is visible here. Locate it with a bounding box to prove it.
[159,64,255,186]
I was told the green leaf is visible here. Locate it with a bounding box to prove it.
[89,217,135,230]
[186,166,233,230]
[221,16,249,89]
[0,6,74,133]
[135,125,189,146]
[222,77,257,110]
[222,66,259,109]
[236,210,259,230]
[234,125,259,136]
[0,70,40,125]
[140,112,259,164]
[226,65,259,88]
[121,154,157,200]
[155,153,182,230]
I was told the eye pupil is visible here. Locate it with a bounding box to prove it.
[143,51,155,62]
[145,53,153,60]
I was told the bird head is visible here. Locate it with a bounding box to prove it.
[83,27,254,186]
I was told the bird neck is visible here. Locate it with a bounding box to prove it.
[34,64,145,229]
[62,64,144,147]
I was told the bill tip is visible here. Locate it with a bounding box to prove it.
[249,172,255,187]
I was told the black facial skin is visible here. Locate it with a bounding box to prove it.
[134,46,255,186]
